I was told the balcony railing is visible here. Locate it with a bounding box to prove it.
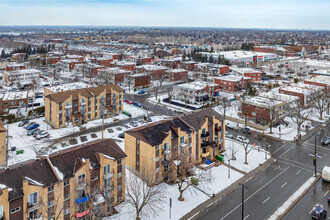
[104,172,114,179]
[201,152,210,158]
[75,209,89,218]
[201,132,209,138]
[65,105,72,109]
[75,181,88,190]
[104,185,114,192]
[75,195,89,204]
[201,141,210,148]
[27,201,40,212]
[180,142,187,147]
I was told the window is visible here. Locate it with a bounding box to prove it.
[180,136,184,143]
[48,200,54,208]
[155,145,159,151]
[64,179,70,186]
[91,176,98,181]
[48,185,54,192]
[189,133,191,139]
[164,142,169,151]
[0,205,3,218]
[3,109,8,112]
[64,194,70,201]
[11,101,16,105]
[3,102,8,106]
[78,174,86,184]
[118,172,122,178]
[156,168,159,173]
[64,208,70,215]
[28,192,38,204]
[11,207,20,214]
[156,157,159,162]
[118,184,122,190]
[104,164,110,174]
[104,178,110,187]
[104,191,110,199]
[117,159,122,165]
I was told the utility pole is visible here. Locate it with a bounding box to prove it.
[314,133,317,177]
[228,159,231,178]
[239,183,247,220]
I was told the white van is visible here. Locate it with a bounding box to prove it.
[321,166,330,182]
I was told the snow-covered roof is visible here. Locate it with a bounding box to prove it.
[213,75,245,82]
[175,81,217,91]
[0,91,28,100]
[242,96,284,108]
[141,65,168,71]
[5,68,40,76]
[46,82,89,93]
[166,68,187,73]
[304,76,330,86]
[280,83,324,95]
[231,67,262,74]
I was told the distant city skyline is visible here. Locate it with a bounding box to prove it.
[0,0,329,30]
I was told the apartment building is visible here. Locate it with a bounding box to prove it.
[213,75,251,92]
[97,68,131,85]
[3,69,40,85]
[0,91,28,115]
[231,68,262,81]
[45,84,123,128]
[0,139,126,220]
[125,109,225,182]
[125,73,151,89]
[166,69,188,82]
[0,121,7,167]
[5,63,26,72]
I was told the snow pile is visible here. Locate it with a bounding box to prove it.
[268,176,316,220]
[53,166,64,180]
[25,176,44,186]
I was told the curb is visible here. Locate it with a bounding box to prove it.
[276,175,321,220]
[181,158,275,220]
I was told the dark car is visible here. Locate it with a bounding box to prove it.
[118,133,125,138]
[321,137,330,145]
[133,101,142,108]
[311,204,327,220]
[33,129,44,137]
[27,128,39,136]
[18,120,29,127]
[241,127,251,134]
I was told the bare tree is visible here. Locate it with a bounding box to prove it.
[167,85,173,105]
[125,167,166,220]
[229,140,238,160]
[237,138,253,164]
[168,152,211,201]
[217,97,230,118]
[312,91,329,120]
[267,100,276,134]
[288,102,312,136]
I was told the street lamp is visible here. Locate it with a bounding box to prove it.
[314,133,317,177]
[239,183,248,220]
[228,159,231,178]
[265,145,270,159]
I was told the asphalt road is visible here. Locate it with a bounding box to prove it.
[190,125,330,220]
[283,178,330,220]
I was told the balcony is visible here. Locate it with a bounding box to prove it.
[201,141,210,148]
[180,142,187,148]
[75,181,88,190]
[75,195,89,204]
[215,127,221,132]
[201,152,210,158]
[75,209,89,218]
[104,185,114,192]
[104,172,114,179]
[80,102,86,106]
[201,132,209,138]
[27,201,40,212]
[163,149,171,155]
[64,105,72,109]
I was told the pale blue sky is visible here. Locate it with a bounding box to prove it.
[0,0,329,30]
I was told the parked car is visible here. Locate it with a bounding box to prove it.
[24,122,36,129]
[226,122,236,130]
[118,133,125,138]
[36,131,50,140]
[133,101,142,108]
[27,123,39,130]
[125,99,133,104]
[225,131,233,139]
[33,129,44,137]
[130,121,139,127]
[236,136,249,143]
[138,90,145,95]
[18,120,29,127]
[321,136,330,145]
[322,166,330,182]
[311,204,327,220]
[241,127,251,134]
[27,128,39,136]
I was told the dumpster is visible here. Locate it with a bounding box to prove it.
[16,149,24,155]
[216,155,224,162]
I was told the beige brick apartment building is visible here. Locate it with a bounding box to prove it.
[0,139,127,220]
[0,121,7,167]
[45,84,123,128]
[125,108,225,182]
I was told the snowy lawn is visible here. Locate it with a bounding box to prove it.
[225,139,269,173]
[268,176,316,220]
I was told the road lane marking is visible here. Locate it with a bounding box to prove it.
[279,146,294,158]
[296,170,301,175]
[215,198,221,203]
[245,176,253,182]
[273,143,289,154]
[219,166,289,220]
[243,214,250,220]
[207,203,213,208]
[308,153,322,159]
[309,207,314,214]
[187,211,200,220]
[281,182,287,188]
[262,197,270,204]
[324,190,329,197]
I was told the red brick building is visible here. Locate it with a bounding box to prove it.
[116,61,136,71]
[60,59,85,72]
[91,57,113,67]
[66,55,85,62]
[126,73,151,89]
[214,75,251,92]
[218,65,230,75]
[180,61,197,71]
[166,69,188,82]
[46,57,61,66]
[98,67,131,85]
[5,63,26,72]
[304,76,330,93]
[141,57,152,65]
[137,65,169,80]
[0,91,28,115]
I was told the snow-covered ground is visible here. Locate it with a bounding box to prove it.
[113,138,268,220]
[268,176,316,220]
[294,58,330,68]
[303,108,330,123]
[7,104,149,166]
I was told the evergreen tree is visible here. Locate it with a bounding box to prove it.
[1,50,5,58]
[209,55,214,63]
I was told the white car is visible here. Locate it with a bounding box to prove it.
[236,135,249,143]
[36,131,50,140]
